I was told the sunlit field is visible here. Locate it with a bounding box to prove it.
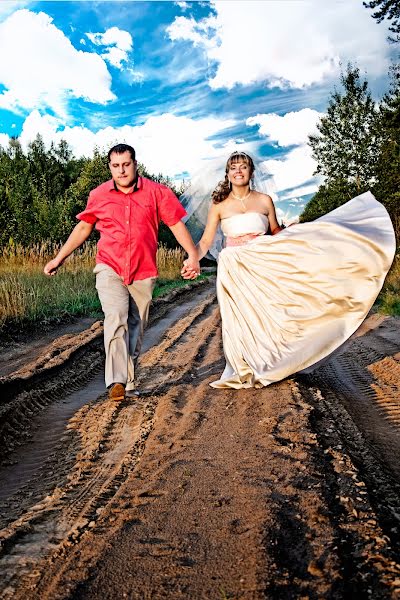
[0,243,398,334]
[0,242,196,332]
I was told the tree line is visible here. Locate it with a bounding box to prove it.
[0,73,398,245]
[0,137,182,248]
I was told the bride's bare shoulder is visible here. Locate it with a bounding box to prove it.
[253,191,273,201]
[252,191,274,209]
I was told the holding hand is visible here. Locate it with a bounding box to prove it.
[181,256,200,280]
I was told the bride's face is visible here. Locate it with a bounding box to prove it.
[227,160,251,187]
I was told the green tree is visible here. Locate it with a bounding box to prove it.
[0,138,33,245]
[300,178,360,223]
[0,137,189,249]
[371,66,400,238]
[308,64,380,195]
[60,149,109,239]
[22,135,87,242]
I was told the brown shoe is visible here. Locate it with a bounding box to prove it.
[108,383,125,401]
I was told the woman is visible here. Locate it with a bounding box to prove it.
[182,151,396,389]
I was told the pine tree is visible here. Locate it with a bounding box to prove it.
[364,0,400,42]
[2,139,33,245]
[60,149,109,239]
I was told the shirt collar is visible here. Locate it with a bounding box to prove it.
[110,174,142,193]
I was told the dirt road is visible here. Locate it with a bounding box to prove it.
[0,278,399,599]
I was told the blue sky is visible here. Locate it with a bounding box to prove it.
[0,0,394,222]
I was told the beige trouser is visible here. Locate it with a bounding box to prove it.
[94,264,156,391]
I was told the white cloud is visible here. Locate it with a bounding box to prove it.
[263,145,319,195]
[175,2,189,11]
[101,46,129,69]
[11,109,319,214]
[167,0,390,89]
[0,133,10,149]
[246,108,322,202]
[0,1,28,18]
[0,9,115,118]
[86,26,133,69]
[247,108,322,147]
[16,110,236,179]
[167,15,218,50]
[279,184,319,201]
[125,68,145,84]
[19,110,64,147]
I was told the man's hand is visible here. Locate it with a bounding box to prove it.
[181,255,200,280]
[168,221,200,279]
[43,221,94,277]
[44,257,63,276]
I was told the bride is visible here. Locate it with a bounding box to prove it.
[181,151,396,389]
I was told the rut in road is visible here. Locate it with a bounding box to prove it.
[1,292,400,599]
[0,292,218,598]
[2,307,399,598]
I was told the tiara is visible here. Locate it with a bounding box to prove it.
[229,150,250,158]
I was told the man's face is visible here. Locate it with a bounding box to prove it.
[109,151,137,191]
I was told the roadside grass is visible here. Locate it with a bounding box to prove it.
[0,243,207,333]
[0,242,398,334]
[375,252,400,316]
[154,274,211,299]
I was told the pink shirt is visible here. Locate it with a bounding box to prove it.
[76,177,187,284]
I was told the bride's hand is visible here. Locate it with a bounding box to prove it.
[181,258,200,280]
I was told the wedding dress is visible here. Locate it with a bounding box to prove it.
[210,191,396,389]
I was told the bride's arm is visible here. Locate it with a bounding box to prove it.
[181,203,221,279]
[196,203,221,260]
[264,195,282,235]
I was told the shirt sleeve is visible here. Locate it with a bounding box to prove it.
[76,191,98,224]
[156,186,187,226]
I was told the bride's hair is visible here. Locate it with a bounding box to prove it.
[212,151,255,204]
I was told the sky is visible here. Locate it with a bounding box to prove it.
[0,0,394,223]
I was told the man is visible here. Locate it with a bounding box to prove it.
[44,143,199,401]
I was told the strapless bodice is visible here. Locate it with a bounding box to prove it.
[220,212,269,238]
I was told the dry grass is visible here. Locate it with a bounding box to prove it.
[1,242,398,333]
[0,243,187,331]
[0,241,96,272]
[157,245,186,280]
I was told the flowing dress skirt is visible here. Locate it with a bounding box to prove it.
[210,191,396,389]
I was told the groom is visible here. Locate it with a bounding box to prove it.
[44,143,199,401]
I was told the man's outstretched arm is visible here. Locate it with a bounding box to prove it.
[44,221,95,276]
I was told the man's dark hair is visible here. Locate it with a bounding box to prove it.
[108,143,136,162]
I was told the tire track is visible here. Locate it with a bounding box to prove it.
[310,327,400,481]
[0,400,151,597]
[0,287,218,598]
[1,295,399,599]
